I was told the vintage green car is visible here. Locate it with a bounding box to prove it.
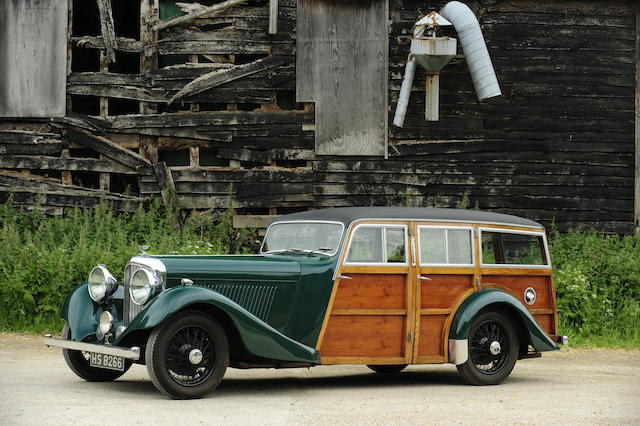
[45,207,566,399]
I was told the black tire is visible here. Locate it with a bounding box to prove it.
[146,311,229,399]
[62,323,131,382]
[456,311,519,385]
[367,364,407,374]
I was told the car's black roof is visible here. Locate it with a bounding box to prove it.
[273,207,543,229]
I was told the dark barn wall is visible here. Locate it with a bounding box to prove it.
[0,0,637,234]
[314,0,636,233]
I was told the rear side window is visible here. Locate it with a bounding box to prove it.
[419,227,473,266]
[481,231,547,266]
[346,225,407,264]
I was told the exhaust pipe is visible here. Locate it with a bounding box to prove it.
[440,1,501,100]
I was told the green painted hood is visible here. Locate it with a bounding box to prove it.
[155,255,302,286]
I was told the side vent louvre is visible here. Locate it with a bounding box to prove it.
[206,284,277,322]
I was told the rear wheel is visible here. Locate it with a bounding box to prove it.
[62,323,131,382]
[146,311,229,399]
[456,311,519,385]
[367,364,407,374]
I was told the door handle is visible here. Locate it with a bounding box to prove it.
[339,275,352,280]
[419,276,432,281]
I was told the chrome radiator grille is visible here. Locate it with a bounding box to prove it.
[123,264,144,325]
[206,284,277,322]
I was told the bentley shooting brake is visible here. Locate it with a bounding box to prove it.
[45,207,566,399]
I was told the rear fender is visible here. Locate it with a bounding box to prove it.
[113,286,319,364]
[448,289,558,364]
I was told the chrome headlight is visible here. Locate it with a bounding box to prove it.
[130,268,159,305]
[88,265,118,303]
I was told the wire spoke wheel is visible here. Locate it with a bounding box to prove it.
[164,325,215,386]
[470,321,508,374]
[146,311,229,399]
[456,311,519,385]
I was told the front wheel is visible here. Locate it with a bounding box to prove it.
[456,311,519,385]
[62,324,132,382]
[146,311,229,399]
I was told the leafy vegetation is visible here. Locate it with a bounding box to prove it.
[0,201,638,348]
[550,228,640,348]
[0,199,257,332]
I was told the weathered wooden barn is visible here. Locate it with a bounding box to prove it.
[0,0,638,233]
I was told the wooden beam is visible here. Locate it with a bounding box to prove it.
[635,4,640,234]
[232,214,277,229]
[66,127,151,169]
[96,0,117,63]
[269,0,278,34]
[154,0,250,31]
[152,162,182,230]
[168,56,290,104]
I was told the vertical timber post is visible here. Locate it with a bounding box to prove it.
[635,4,640,234]
[269,0,278,34]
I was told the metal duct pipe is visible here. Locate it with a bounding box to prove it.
[392,54,417,127]
[440,1,501,100]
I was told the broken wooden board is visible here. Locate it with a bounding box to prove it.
[169,56,291,104]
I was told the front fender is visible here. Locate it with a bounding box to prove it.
[450,289,558,352]
[114,286,319,364]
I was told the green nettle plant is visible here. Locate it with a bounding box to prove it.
[0,198,257,332]
[1,200,639,347]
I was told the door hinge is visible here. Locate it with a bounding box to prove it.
[476,277,481,287]
[407,333,413,342]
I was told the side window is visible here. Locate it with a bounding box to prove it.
[481,231,547,265]
[346,226,407,264]
[419,227,473,266]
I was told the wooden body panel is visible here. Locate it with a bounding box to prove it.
[332,274,406,310]
[319,315,406,358]
[318,221,559,365]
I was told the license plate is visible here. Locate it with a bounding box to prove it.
[89,352,125,371]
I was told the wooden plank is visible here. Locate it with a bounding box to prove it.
[232,214,277,228]
[417,315,447,357]
[0,155,147,175]
[319,315,405,358]
[331,274,407,310]
[0,0,67,117]
[320,356,406,365]
[331,309,407,316]
[297,0,388,156]
[636,3,640,234]
[66,127,151,169]
[269,0,278,34]
[96,0,117,63]
[169,56,291,104]
[481,276,552,310]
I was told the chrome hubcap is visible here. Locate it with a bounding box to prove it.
[489,341,501,355]
[189,348,203,364]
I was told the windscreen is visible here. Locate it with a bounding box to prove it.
[261,222,343,255]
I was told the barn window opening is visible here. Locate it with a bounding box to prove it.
[71,46,100,72]
[72,171,100,189]
[70,95,100,116]
[68,149,101,159]
[112,0,141,40]
[275,160,307,169]
[276,91,304,111]
[108,51,141,74]
[200,149,229,167]
[159,149,190,166]
[72,0,100,37]
[198,103,228,112]
[108,98,140,116]
[111,174,140,195]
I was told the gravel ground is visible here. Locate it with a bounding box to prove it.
[0,333,638,426]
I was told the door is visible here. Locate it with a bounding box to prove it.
[412,224,477,363]
[318,222,415,364]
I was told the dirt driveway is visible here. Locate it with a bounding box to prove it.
[0,333,638,425]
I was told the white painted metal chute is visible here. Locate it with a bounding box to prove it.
[440,1,501,100]
[393,3,501,127]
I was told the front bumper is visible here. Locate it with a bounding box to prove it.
[44,334,141,360]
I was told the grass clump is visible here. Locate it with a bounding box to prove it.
[550,228,640,348]
[0,199,256,333]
